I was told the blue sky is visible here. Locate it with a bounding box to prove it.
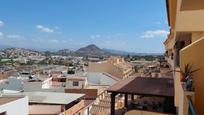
[0,0,169,53]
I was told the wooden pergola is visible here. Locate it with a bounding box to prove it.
[107,77,174,115]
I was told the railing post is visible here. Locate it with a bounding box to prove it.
[124,94,128,108]
[111,93,116,115]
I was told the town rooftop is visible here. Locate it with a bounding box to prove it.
[22,92,84,105]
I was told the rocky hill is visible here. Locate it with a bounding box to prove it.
[76,44,108,56]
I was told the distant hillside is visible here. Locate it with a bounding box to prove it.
[55,49,73,56]
[76,44,108,56]
[0,44,163,57]
[0,48,43,58]
[102,48,136,56]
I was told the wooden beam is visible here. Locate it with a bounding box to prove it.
[124,94,128,108]
[110,93,116,115]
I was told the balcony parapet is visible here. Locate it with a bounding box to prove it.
[175,67,196,115]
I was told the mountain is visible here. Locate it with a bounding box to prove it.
[76,44,108,56]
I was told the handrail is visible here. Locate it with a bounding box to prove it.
[188,97,197,115]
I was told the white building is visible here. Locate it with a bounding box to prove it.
[23,92,84,115]
[66,76,87,89]
[0,96,28,115]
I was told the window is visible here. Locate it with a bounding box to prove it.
[73,81,79,86]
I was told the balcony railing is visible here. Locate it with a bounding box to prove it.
[188,97,197,115]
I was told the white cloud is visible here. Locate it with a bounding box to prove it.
[7,34,24,39]
[36,25,54,33]
[90,34,101,39]
[6,34,25,41]
[31,38,60,44]
[0,20,4,27]
[0,32,4,37]
[141,30,169,38]
[49,39,59,43]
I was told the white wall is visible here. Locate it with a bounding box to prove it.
[83,106,92,115]
[66,80,87,89]
[0,96,28,115]
[42,77,52,89]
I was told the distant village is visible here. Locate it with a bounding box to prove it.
[0,44,172,115]
[1,0,204,114]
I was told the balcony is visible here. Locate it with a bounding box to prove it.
[123,96,175,115]
[174,68,197,115]
[108,77,176,115]
[179,35,204,114]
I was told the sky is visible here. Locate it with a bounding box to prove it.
[0,0,169,53]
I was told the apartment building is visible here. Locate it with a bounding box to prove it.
[64,73,119,115]
[0,96,28,115]
[21,92,84,115]
[65,76,87,89]
[164,0,204,114]
[88,56,134,79]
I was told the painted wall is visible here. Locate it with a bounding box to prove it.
[180,36,204,115]
[191,32,204,43]
[165,36,174,50]
[29,105,61,114]
[0,96,28,115]
[181,0,204,11]
[66,80,86,89]
[0,70,16,80]
[88,62,125,78]
[174,68,180,107]
[88,62,112,72]
[167,0,177,29]
[176,10,204,31]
